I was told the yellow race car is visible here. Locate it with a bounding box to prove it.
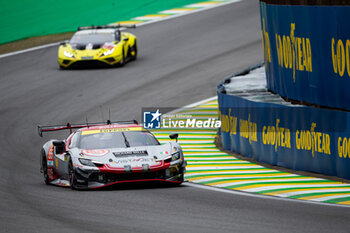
[58,25,137,69]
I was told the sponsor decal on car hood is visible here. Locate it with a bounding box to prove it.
[78,143,173,168]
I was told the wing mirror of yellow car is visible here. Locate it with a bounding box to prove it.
[123,38,129,41]
[59,41,68,46]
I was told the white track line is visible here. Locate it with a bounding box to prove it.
[186,170,286,176]
[244,184,350,193]
[183,182,350,208]
[0,0,241,59]
[277,189,350,198]
[190,175,300,183]
[0,42,60,59]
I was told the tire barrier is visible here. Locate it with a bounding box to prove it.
[260,0,350,111]
[218,67,350,180]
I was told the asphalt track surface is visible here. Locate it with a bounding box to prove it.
[0,1,349,232]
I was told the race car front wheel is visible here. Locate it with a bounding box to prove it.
[129,41,137,61]
[68,159,78,190]
[177,173,184,185]
[118,48,126,67]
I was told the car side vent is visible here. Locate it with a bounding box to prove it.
[164,157,172,163]
[93,162,104,167]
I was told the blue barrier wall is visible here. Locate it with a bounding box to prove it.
[260,1,350,111]
[218,90,350,180]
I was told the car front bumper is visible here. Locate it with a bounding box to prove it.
[73,161,187,189]
[58,55,123,68]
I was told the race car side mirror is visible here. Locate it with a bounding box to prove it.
[59,41,68,46]
[53,140,66,154]
[169,133,178,142]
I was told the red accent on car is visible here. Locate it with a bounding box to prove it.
[99,161,171,173]
[90,179,182,189]
[48,167,60,182]
[82,149,110,157]
[47,145,54,161]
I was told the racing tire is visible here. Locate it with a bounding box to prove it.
[173,173,184,186]
[180,173,184,182]
[68,159,78,190]
[118,48,126,67]
[58,64,66,70]
[42,154,49,185]
[130,41,137,61]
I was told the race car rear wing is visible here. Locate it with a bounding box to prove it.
[38,120,138,137]
[78,24,136,31]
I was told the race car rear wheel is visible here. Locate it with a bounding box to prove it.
[42,154,49,185]
[68,159,78,190]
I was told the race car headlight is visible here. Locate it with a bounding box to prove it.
[171,152,181,161]
[78,158,95,167]
[161,152,181,163]
[64,50,74,58]
[102,48,115,56]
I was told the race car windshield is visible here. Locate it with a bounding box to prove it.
[79,131,160,150]
[70,33,115,44]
